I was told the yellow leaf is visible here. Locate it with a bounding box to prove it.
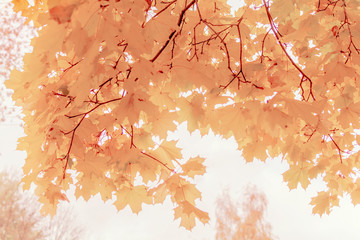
[174,201,209,230]
[152,140,182,169]
[310,191,339,216]
[181,157,206,178]
[283,165,310,190]
[174,182,201,205]
[115,185,152,214]
[351,179,360,205]
[242,139,269,162]
[12,0,30,12]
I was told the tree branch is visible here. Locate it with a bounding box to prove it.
[263,0,315,100]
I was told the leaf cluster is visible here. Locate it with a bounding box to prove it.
[7,0,360,229]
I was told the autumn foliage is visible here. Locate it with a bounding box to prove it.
[6,0,360,229]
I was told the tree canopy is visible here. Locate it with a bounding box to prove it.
[6,0,360,230]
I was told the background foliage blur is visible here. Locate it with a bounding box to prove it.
[216,185,274,240]
[0,170,86,240]
[0,2,36,123]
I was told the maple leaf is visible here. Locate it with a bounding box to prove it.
[12,0,30,16]
[310,191,339,216]
[181,157,206,178]
[152,140,182,169]
[283,165,310,190]
[174,201,209,230]
[351,189,360,206]
[49,2,78,24]
[115,185,152,214]
[242,139,269,162]
[350,179,360,206]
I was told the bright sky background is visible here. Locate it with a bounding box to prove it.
[2,0,360,239]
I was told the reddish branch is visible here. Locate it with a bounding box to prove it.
[298,75,315,101]
[88,77,113,103]
[61,115,84,179]
[60,97,122,178]
[201,19,262,90]
[263,0,315,101]
[317,0,340,12]
[204,22,232,69]
[52,91,75,108]
[62,59,83,75]
[260,29,271,62]
[318,0,359,63]
[150,0,262,90]
[141,152,174,172]
[189,21,201,61]
[150,30,177,62]
[62,98,175,177]
[190,25,232,47]
[338,0,359,63]
[119,125,174,172]
[328,134,343,163]
[130,125,134,148]
[189,4,264,90]
[150,0,197,62]
[177,0,196,26]
[65,97,122,119]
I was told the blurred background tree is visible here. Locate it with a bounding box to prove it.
[0,171,44,240]
[0,170,86,240]
[41,204,85,240]
[0,2,36,123]
[216,185,275,240]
